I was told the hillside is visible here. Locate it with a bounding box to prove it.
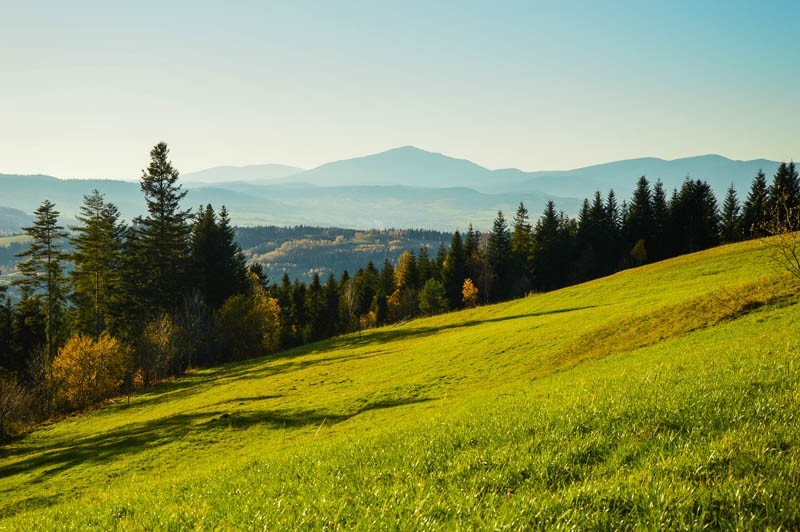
[1,239,798,528]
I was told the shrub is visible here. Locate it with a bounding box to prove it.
[137,314,181,385]
[0,376,33,442]
[462,278,479,307]
[51,333,133,410]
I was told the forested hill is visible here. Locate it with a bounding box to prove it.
[234,226,451,282]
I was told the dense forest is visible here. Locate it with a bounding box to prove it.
[0,142,797,440]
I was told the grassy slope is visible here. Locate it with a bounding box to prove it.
[1,239,798,529]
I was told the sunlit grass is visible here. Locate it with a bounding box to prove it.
[0,239,798,528]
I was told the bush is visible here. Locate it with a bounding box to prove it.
[137,314,181,385]
[51,333,133,410]
[0,376,33,442]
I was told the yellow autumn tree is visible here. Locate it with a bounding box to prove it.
[462,278,479,307]
[214,273,281,360]
[52,333,133,410]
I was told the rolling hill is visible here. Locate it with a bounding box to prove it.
[1,238,798,528]
[1,149,786,230]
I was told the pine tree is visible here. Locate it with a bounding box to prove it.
[511,202,533,293]
[626,176,654,259]
[13,200,69,363]
[190,204,248,309]
[768,162,800,227]
[720,184,742,243]
[741,170,770,238]
[488,210,512,301]
[69,190,126,336]
[532,201,562,290]
[442,231,466,308]
[651,180,669,260]
[129,142,192,316]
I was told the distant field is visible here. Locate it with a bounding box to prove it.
[1,239,798,529]
[0,234,30,247]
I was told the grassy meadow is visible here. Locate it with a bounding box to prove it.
[0,238,798,529]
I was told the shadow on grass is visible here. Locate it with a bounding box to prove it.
[0,395,433,518]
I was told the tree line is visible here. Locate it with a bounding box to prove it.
[0,142,796,440]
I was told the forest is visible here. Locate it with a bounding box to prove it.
[0,142,797,440]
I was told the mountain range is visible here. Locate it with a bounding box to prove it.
[1,147,786,231]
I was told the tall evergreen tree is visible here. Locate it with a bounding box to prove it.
[442,231,467,308]
[128,142,192,317]
[510,202,533,293]
[651,180,669,260]
[13,200,69,363]
[487,210,512,300]
[69,190,126,336]
[741,170,770,238]
[625,176,654,260]
[190,204,248,309]
[720,184,742,243]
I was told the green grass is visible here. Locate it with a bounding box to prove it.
[1,239,799,529]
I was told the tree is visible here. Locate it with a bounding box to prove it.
[418,278,447,316]
[511,202,534,294]
[214,274,281,360]
[742,170,770,238]
[720,184,742,243]
[442,231,467,308]
[51,333,133,410]
[128,142,192,318]
[69,190,126,336]
[13,200,69,364]
[488,210,512,300]
[625,176,654,258]
[768,162,800,221]
[190,204,248,309]
[462,278,479,308]
[667,178,720,255]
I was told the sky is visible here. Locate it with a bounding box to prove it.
[1,0,798,180]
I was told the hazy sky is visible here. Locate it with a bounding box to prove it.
[2,0,798,180]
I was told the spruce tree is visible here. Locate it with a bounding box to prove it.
[720,184,742,243]
[130,142,192,316]
[69,190,126,335]
[442,231,466,308]
[13,200,69,363]
[488,210,512,301]
[511,202,533,292]
[742,170,770,237]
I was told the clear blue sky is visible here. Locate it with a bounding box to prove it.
[1,0,798,180]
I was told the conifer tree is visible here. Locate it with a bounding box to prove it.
[129,142,192,317]
[442,231,467,308]
[69,190,126,335]
[742,170,770,238]
[511,202,533,293]
[720,184,742,243]
[625,176,654,258]
[13,200,69,363]
[651,180,669,260]
[488,210,512,301]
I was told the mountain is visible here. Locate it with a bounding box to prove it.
[0,173,573,231]
[0,150,788,231]
[287,146,493,188]
[503,154,783,198]
[181,164,303,184]
[0,206,33,234]
[257,147,783,199]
